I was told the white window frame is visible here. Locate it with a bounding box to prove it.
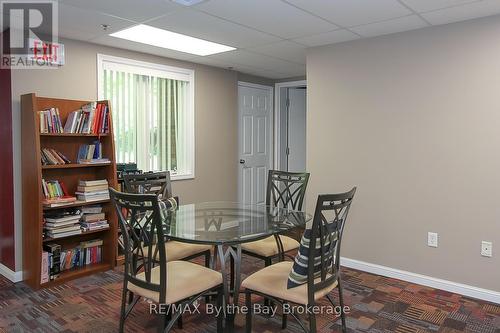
[97,54,195,180]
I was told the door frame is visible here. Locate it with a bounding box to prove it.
[237,81,274,203]
[274,80,307,171]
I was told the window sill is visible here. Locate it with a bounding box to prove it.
[171,173,195,181]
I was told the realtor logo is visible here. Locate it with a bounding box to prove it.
[1,0,63,69]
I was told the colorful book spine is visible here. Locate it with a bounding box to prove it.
[41,251,49,284]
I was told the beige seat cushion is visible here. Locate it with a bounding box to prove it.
[137,241,212,262]
[165,241,212,262]
[128,260,222,304]
[241,235,300,257]
[241,261,337,305]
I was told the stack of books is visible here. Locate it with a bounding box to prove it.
[80,205,109,231]
[63,102,110,134]
[76,180,110,202]
[77,141,110,164]
[43,209,82,239]
[39,108,63,133]
[41,179,77,207]
[41,148,71,165]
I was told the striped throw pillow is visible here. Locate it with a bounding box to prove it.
[287,223,339,289]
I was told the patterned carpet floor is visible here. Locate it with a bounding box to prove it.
[0,255,499,333]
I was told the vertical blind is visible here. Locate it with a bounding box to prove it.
[103,69,189,172]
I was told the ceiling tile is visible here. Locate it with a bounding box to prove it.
[245,69,292,79]
[207,49,306,74]
[147,9,280,48]
[188,55,287,78]
[284,0,411,27]
[89,35,198,61]
[196,0,338,38]
[351,15,428,37]
[60,0,180,23]
[400,0,480,13]
[58,4,135,41]
[188,55,244,70]
[292,29,360,47]
[422,0,500,25]
[249,40,307,64]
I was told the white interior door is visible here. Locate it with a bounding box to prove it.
[238,83,272,205]
[287,87,307,173]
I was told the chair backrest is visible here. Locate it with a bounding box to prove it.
[307,187,356,304]
[266,170,310,211]
[123,171,172,199]
[109,188,167,303]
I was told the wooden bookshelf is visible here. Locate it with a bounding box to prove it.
[21,93,118,290]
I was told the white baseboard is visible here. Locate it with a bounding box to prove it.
[0,263,23,283]
[340,257,500,304]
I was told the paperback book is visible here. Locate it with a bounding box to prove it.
[39,108,63,134]
[63,102,110,134]
[41,179,77,207]
[41,148,71,165]
[77,141,110,164]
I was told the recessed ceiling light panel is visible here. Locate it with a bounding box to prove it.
[171,0,207,6]
[110,24,236,56]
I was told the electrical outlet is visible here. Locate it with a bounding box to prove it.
[481,241,493,257]
[428,232,438,248]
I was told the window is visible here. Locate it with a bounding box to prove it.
[97,55,194,179]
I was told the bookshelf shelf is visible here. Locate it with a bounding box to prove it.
[41,263,111,287]
[43,227,110,243]
[22,93,118,290]
[42,163,112,169]
[40,133,110,137]
[43,199,111,210]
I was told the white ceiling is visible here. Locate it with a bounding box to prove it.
[24,0,500,78]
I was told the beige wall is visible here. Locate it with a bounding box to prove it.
[307,16,500,291]
[11,39,251,271]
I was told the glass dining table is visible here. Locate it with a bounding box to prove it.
[161,201,311,329]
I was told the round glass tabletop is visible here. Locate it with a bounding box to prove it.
[162,201,312,245]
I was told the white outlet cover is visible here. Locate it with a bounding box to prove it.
[481,241,493,257]
[428,232,438,248]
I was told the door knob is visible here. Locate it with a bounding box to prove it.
[239,159,246,164]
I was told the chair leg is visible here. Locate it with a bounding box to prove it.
[128,291,134,305]
[119,287,128,333]
[309,312,317,333]
[204,250,211,268]
[264,257,272,267]
[158,315,167,333]
[338,279,347,333]
[264,257,272,308]
[205,251,212,304]
[230,254,235,291]
[217,286,223,332]
[177,315,183,329]
[282,303,288,329]
[245,289,252,333]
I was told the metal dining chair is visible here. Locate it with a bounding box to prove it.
[242,187,356,333]
[240,170,310,266]
[122,171,212,266]
[110,188,224,333]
